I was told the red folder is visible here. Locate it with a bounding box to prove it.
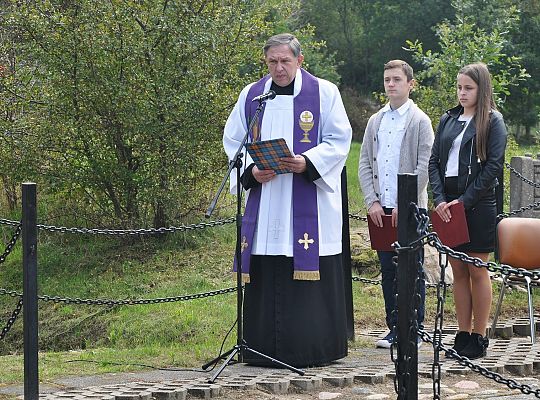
[430,202,470,248]
[367,215,397,252]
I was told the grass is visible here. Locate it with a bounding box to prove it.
[0,140,539,387]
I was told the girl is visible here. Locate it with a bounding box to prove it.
[429,63,507,359]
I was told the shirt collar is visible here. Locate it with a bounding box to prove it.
[382,99,412,115]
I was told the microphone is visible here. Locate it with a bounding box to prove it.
[252,90,277,102]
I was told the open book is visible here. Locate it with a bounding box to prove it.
[245,138,293,174]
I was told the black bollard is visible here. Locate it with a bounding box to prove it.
[396,173,420,400]
[23,182,39,400]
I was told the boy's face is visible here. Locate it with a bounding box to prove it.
[383,67,414,105]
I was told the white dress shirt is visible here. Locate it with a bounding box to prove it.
[445,115,472,177]
[377,99,411,208]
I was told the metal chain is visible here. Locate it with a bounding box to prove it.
[431,251,449,399]
[497,200,540,220]
[0,217,235,236]
[419,329,540,398]
[408,232,540,281]
[0,214,367,235]
[0,297,23,340]
[348,213,368,221]
[0,219,21,227]
[0,286,237,305]
[351,276,380,285]
[505,161,540,189]
[0,223,21,264]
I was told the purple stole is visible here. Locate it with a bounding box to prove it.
[234,69,320,282]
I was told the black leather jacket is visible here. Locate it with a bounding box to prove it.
[428,105,507,210]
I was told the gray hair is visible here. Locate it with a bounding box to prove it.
[263,33,302,57]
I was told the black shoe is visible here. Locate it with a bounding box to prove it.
[451,331,471,355]
[460,333,488,359]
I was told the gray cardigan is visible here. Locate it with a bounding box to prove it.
[358,101,434,209]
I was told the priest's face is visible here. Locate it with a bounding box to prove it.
[265,44,304,87]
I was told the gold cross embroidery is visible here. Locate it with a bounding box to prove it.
[301,111,312,122]
[241,236,249,253]
[298,233,314,250]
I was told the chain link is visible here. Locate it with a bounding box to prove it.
[0,286,237,306]
[348,213,368,221]
[351,276,380,285]
[0,297,23,340]
[0,223,21,265]
[0,219,21,227]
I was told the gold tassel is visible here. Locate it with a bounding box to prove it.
[293,270,320,281]
[233,272,251,283]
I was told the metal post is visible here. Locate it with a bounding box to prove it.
[341,167,355,340]
[22,182,39,400]
[397,173,419,400]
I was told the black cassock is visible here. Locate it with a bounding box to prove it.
[243,254,348,368]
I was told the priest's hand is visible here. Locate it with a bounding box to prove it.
[280,155,306,174]
[368,201,385,227]
[252,165,276,184]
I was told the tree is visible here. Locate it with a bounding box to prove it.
[405,1,528,126]
[299,0,450,93]
[0,0,337,226]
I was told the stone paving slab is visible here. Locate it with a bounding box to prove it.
[5,319,540,400]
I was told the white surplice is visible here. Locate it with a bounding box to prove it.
[223,69,352,257]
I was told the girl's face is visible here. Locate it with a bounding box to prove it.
[457,73,479,113]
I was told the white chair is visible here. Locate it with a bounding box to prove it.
[490,217,540,343]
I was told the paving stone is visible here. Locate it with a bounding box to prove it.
[319,373,354,387]
[513,318,533,337]
[150,388,188,400]
[255,378,289,394]
[353,372,386,384]
[214,376,257,390]
[289,375,322,391]
[506,362,534,376]
[115,391,152,400]
[184,385,213,399]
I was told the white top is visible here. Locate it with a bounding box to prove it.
[223,69,352,256]
[376,99,411,208]
[445,115,472,177]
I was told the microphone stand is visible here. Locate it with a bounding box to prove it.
[203,98,305,383]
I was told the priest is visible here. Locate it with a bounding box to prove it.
[223,33,352,367]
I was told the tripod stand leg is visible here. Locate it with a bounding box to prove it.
[243,345,305,376]
[207,345,241,383]
[201,346,236,371]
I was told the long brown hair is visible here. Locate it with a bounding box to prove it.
[458,63,496,162]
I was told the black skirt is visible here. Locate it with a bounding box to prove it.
[243,254,348,368]
[445,177,496,253]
